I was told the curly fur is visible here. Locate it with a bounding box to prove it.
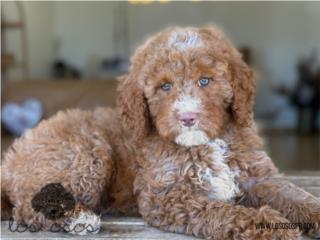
[2,26,319,239]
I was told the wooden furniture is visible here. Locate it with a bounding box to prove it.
[1,172,318,239]
[1,1,29,80]
[2,79,118,117]
[1,79,118,152]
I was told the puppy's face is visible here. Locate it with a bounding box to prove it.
[143,30,235,147]
[119,27,255,147]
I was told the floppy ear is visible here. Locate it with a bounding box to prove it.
[117,72,151,143]
[199,25,256,126]
[229,57,256,126]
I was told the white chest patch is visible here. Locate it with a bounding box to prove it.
[201,139,240,201]
[168,30,203,51]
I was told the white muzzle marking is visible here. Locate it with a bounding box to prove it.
[173,94,201,114]
[173,94,209,146]
[175,129,210,147]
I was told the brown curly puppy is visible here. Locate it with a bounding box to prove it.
[2,26,320,239]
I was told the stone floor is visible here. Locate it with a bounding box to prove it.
[1,217,197,239]
[2,173,319,240]
[0,217,315,240]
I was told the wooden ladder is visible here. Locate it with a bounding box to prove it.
[1,1,29,81]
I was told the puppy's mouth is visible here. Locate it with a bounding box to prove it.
[173,94,209,146]
[174,125,210,147]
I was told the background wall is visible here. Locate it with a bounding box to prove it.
[53,2,120,77]
[2,1,320,128]
[2,1,54,80]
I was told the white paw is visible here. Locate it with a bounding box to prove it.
[64,209,101,235]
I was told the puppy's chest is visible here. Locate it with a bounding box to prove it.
[148,139,241,201]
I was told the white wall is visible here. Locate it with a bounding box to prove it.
[3,2,320,127]
[3,1,54,80]
[53,2,119,77]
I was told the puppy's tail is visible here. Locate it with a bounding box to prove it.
[1,166,13,220]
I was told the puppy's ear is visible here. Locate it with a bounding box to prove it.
[200,25,256,126]
[229,57,256,126]
[117,72,151,143]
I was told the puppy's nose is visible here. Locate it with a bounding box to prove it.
[179,112,197,127]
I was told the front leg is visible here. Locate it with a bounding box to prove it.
[241,176,320,238]
[136,186,300,240]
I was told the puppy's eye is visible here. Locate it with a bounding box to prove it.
[161,83,172,91]
[198,78,211,87]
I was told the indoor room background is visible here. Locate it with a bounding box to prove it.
[1,1,319,171]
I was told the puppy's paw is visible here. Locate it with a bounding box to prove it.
[241,206,302,240]
[306,211,320,239]
[64,205,101,235]
[299,200,320,238]
[241,222,301,240]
